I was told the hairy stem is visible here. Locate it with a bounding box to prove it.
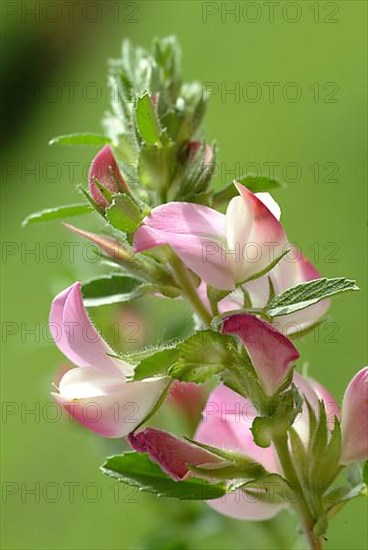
[168,253,212,325]
[273,434,324,550]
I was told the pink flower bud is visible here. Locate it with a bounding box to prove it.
[340,367,368,464]
[88,145,129,208]
[128,428,227,480]
[186,141,213,166]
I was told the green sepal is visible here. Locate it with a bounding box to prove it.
[185,438,267,481]
[170,329,238,383]
[106,194,143,233]
[251,417,274,448]
[239,473,291,505]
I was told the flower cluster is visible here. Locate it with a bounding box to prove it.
[26,37,366,550]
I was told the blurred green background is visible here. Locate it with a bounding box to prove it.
[1,1,367,549]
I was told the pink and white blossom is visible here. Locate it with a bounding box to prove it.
[134,182,287,290]
[50,282,168,437]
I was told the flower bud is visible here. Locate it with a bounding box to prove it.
[88,145,129,208]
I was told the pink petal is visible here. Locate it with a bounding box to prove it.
[133,202,236,289]
[136,201,225,237]
[53,368,168,438]
[128,428,225,480]
[134,226,235,290]
[88,145,129,208]
[49,282,126,376]
[233,183,287,280]
[340,367,368,464]
[196,384,279,471]
[207,491,283,521]
[222,314,299,395]
[195,384,283,520]
[225,194,254,282]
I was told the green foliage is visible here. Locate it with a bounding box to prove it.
[101,453,227,500]
[170,330,237,383]
[48,133,111,146]
[133,347,180,381]
[81,274,145,307]
[267,277,359,317]
[22,204,92,226]
[136,93,162,145]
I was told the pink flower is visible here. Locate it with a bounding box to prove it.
[88,145,129,208]
[133,182,287,290]
[195,374,339,521]
[50,282,168,437]
[340,367,368,464]
[222,313,300,395]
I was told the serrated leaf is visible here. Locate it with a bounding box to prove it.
[136,93,161,145]
[133,347,179,381]
[106,195,142,233]
[267,278,359,317]
[81,274,144,307]
[49,133,111,146]
[101,452,226,500]
[22,204,92,226]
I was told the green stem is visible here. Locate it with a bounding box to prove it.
[168,253,212,325]
[273,434,324,550]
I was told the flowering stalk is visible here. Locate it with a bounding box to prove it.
[24,36,366,550]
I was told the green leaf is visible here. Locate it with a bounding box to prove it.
[267,277,359,317]
[133,347,179,381]
[49,133,111,146]
[170,330,237,383]
[213,176,282,207]
[106,195,143,233]
[22,204,92,226]
[237,175,283,194]
[82,274,144,307]
[101,452,226,500]
[136,93,161,145]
